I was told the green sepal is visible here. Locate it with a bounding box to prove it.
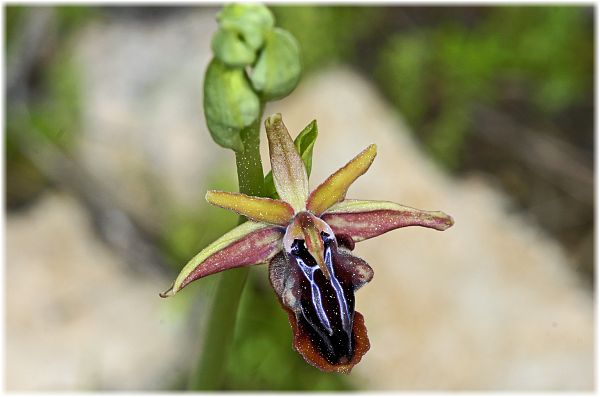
[211,28,256,67]
[250,28,302,101]
[217,3,275,51]
[264,119,318,199]
[203,58,260,152]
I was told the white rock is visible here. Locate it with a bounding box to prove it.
[6,193,192,390]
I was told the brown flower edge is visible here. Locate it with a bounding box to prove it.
[285,308,370,374]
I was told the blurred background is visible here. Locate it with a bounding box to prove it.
[5,5,594,391]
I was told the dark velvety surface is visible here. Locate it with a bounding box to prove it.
[269,231,373,372]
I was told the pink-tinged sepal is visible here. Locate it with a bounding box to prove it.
[160,221,284,297]
[321,199,454,242]
[268,235,373,373]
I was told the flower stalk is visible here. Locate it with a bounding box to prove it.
[186,2,301,385]
[235,108,266,198]
[189,108,265,390]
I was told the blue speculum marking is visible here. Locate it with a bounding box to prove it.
[295,256,333,335]
[324,241,352,338]
[290,232,355,363]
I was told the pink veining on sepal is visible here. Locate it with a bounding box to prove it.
[180,226,283,289]
[160,222,285,297]
[321,199,454,242]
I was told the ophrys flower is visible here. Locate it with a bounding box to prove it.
[160,113,454,373]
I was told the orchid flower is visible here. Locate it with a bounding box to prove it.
[160,114,454,373]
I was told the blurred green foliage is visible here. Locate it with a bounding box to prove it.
[272,6,380,74]
[161,167,238,268]
[6,6,25,49]
[31,56,82,148]
[7,51,82,153]
[275,6,593,169]
[376,7,592,168]
[6,6,100,207]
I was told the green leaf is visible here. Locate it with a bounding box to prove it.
[264,119,318,199]
[250,28,302,101]
[211,28,256,67]
[203,58,260,152]
[218,3,275,51]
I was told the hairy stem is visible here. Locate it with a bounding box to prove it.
[234,114,267,199]
[189,109,264,390]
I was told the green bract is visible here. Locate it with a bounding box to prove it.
[217,3,274,51]
[250,28,302,101]
[264,119,317,199]
[203,59,260,152]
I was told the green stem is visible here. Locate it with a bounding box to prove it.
[188,108,265,390]
[234,111,266,199]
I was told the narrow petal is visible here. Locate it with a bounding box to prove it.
[206,190,294,225]
[307,144,377,216]
[160,221,284,297]
[321,199,454,242]
[265,113,309,211]
[334,245,374,290]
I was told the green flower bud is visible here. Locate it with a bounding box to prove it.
[218,3,275,51]
[250,28,302,101]
[211,27,256,67]
[203,59,260,152]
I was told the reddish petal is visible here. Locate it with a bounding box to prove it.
[321,199,454,242]
[335,233,355,251]
[334,245,373,290]
[160,222,284,297]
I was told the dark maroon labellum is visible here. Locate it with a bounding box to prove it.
[289,233,356,365]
